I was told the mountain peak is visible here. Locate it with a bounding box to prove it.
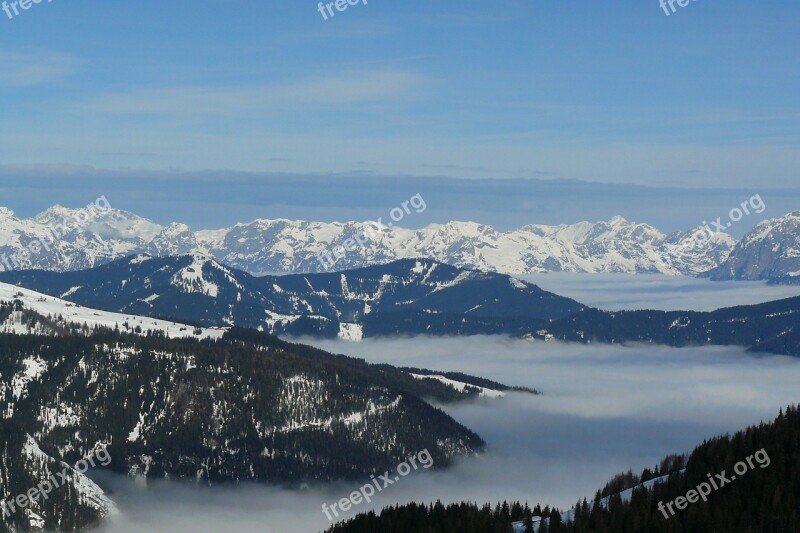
[35,204,71,216]
[704,208,800,282]
[164,222,192,233]
[184,251,219,265]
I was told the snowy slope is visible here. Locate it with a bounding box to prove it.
[0,433,116,530]
[0,281,226,340]
[0,305,492,490]
[410,374,505,398]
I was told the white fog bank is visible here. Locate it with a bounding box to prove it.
[96,336,800,532]
[518,273,800,311]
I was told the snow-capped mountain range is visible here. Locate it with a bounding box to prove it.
[704,211,800,284]
[0,205,739,276]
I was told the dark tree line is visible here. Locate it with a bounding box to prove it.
[326,501,565,533]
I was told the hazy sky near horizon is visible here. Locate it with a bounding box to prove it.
[0,0,798,193]
[1,170,798,234]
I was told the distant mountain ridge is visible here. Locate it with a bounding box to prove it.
[0,205,738,276]
[0,254,585,339]
[3,255,800,357]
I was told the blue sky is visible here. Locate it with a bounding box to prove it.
[0,0,798,226]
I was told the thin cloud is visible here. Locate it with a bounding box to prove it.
[0,49,79,87]
[82,69,428,115]
[518,273,800,312]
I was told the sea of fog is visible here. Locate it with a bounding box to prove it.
[96,275,800,533]
[518,273,800,311]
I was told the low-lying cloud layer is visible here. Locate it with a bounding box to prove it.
[519,273,800,311]
[94,335,800,533]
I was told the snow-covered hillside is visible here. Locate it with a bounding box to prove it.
[0,281,226,339]
[0,303,493,492]
[0,433,116,530]
[411,373,506,398]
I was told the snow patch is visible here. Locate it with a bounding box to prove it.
[338,322,364,341]
[410,373,505,398]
